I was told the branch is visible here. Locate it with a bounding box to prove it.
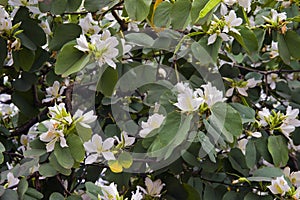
[65,83,74,113]
[111,9,128,31]
[234,64,300,75]
[10,108,48,136]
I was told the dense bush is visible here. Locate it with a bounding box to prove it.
[1,0,300,199]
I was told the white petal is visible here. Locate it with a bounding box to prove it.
[85,154,98,164]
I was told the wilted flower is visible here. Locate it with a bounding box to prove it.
[42,81,66,103]
[39,120,68,152]
[83,134,115,164]
[267,176,290,196]
[139,113,165,138]
[139,177,165,198]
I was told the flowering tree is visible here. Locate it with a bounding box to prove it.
[1,0,300,199]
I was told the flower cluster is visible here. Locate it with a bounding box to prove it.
[173,81,226,112]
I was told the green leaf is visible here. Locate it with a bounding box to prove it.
[191,0,209,23]
[0,154,3,165]
[125,33,155,47]
[268,135,289,167]
[23,149,46,157]
[85,182,103,200]
[153,1,172,27]
[12,72,37,92]
[67,134,85,162]
[198,131,215,157]
[84,0,118,12]
[244,193,272,200]
[1,189,18,200]
[55,41,91,77]
[196,0,221,21]
[252,167,283,178]
[17,178,28,200]
[49,23,82,51]
[183,183,201,200]
[210,102,243,143]
[97,66,118,96]
[170,0,191,30]
[50,0,67,15]
[0,142,5,152]
[191,42,214,66]
[124,0,152,21]
[198,36,222,63]
[245,140,256,169]
[285,30,300,59]
[25,188,43,199]
[232,26,258,55]
[54,144,74,169]
[13,7,46,47]
[0,37,7,66]
[0,0,7,6]
[13,48,35,71]
[49,192,65,200]
[278,33,291,65]
[39,163,57,177]
[49,153,72,176]
[230,103,255,123]
[66,0,82,12]
[76,123,92,142]
[11,90,39,118]
[118,151,133,169]
[228,148,249,176]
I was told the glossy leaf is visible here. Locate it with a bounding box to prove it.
[124,0,152,21]
[170,0,191,30]
[268,135,289,167]
[54,144,74,169]
[67,134,85,162]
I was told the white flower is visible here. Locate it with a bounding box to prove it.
[283,167,300,187]
[251,131,262,138]
[267,176,290,196]
[127,21,140,32]
[93,35,119,68]
[258,107,271,127]
[139,177,165,198]
[208,32,230,45]
[115,131,135,148]
[174,82,191,94]
[75,34,91,52]
[9,0,40,14]
[223,10,243,34]
[99,182,121,200]
[42,81,66,103]
[39,19,52,35]
[0,7,12,33]
[269,41,279,58]
[78,13,100,35]
[266,73,279,90]
[6,172,19,188]
[174,89,204,112]
[200,82,226,108]
[48,103,73,125]
[280,106,300,136]
[131,187,143,200]
[139,113,165,138]
[237,0,251,12]
[223,0,237,6]
[73,109,97,128]
[39,120,68,152]
[83,134,115,164]
[271,9,287,22]
[226,78,261,97]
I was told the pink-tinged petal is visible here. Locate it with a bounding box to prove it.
[225,88,234,97]
[85,154,98,164]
